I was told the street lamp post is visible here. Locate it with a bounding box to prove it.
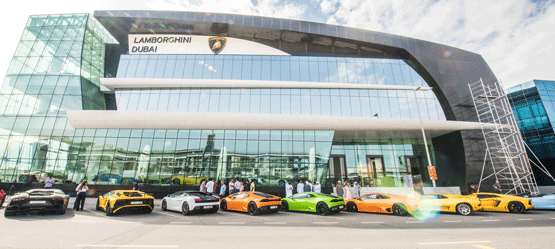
[413,87,436,189]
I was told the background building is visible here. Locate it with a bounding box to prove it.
[0,11,502,196]
[506,80,555,186]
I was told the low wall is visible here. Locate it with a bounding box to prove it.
[332,186,461,197]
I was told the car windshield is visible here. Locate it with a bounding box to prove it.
[122,192,143,197]
[186,191,209,196]
[28,191,54,196]
[254,193,273,198]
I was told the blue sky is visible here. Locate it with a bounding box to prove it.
[1,0,554,88]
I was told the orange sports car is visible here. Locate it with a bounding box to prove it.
[345,193,418,216]
[220,191,281,215]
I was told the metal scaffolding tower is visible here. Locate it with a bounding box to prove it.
[469,79,540,196]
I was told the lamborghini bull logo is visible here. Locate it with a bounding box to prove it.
[208,37,227,54]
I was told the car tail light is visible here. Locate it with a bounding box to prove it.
[11,197,26,202]
[260,199,270,202]
[53,198,64,202]
[214,197,219,201]
[330,198,343,202]
[194,198,202,202]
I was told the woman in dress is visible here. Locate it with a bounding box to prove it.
[344,182,352,200]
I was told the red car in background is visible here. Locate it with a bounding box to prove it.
[0,189,6,207]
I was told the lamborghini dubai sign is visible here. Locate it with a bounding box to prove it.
[128,34,289,56]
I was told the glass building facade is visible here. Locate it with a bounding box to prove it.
[1,11,498,193]
[506,80,555,185]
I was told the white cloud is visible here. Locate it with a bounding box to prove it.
[318,0,555,88]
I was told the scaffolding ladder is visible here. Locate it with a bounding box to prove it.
[469,79,539,196]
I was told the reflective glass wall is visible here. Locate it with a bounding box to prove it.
[507,80,555,159]
[116,55,446,120]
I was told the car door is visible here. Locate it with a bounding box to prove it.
[288,193,305,211]
[229,193,249,211]
[360,194,380,212]
[378,194,395,212]
[475,194,501,211]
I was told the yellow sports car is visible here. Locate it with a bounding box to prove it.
[418,193,483,215]
[470,193,533,213]
[96,190,154,216]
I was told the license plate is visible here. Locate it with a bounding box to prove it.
[29,200,46,204]
[339,205,344,209]
[270,206,278,209]
[203,206,210,209]
[130,201,142,205]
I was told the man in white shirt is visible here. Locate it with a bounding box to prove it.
[234,178,241,193]
[44,174,55,188]
[297,180,305,193]
[228,179,235,195]
[285,181,293,197]
[313,182,321,193]
[206,178,215,194]
[306,180,313,192]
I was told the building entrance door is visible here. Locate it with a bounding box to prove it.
[405,156,425,189]
[366,156,384,187]
[328,155,346,183]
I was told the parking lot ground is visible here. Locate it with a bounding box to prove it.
[1,197,555,248]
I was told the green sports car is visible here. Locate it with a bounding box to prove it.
[281,192,345,215]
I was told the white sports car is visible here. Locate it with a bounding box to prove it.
[161,191,220,215]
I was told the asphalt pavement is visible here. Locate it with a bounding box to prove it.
[1,197,555,249]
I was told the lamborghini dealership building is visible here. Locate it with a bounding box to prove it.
[0,11,501,195]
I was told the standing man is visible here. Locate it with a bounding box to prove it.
[304,180,311,192]
[234,178,241,193]
[493,180,502,194]
[285,181,293,197]
[44,174,55,188]
[335,180,344,197]
[133,181,139,191]
[354,182,361,198]
[206,178,215,194]
[313,182,321,193]
[297,180,305,193]
[219,180,227,198]
[228,179,235,195]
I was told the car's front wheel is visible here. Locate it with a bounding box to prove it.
[161,200,167,211]
[105,203,114,216]
[346,202,358,212]
[392,204,408,216]
[316,202,329,216]
[281,200,289,211]
[456,203,472,216]
[508,201,525,213]
[248,202,259,216]
[181,202,190,215]
[220,200,227,210]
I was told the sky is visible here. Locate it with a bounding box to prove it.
[0,0,554,89]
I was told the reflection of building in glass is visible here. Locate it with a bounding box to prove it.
[0,11,502,194]
[506,80,555,185]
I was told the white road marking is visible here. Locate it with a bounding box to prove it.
[153,211,191,219]
[443,220,461,223]
[264,222,287,225]
[361,221,384,224]
[77,245,178,248]
[406,221,424,223]
[313,222,338,224]
[472,245,496,249]
[170,222,192,224]
[219,222,245,225]
[550,218,555,220]
[482,220,500,222]
[219,210,271,220]
[518,218,533,221]
[419,241,491,245]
